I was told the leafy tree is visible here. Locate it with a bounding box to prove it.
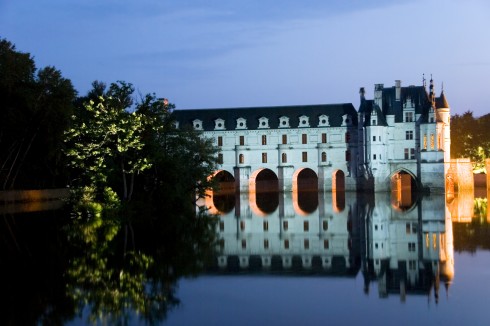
[64,81,150,201]
[0,38,76,189]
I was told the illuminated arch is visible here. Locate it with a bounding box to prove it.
[249,168,279,193]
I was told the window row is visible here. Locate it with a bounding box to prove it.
[193,115,333,130]
[216,132,351,147]
[229,151,350,165]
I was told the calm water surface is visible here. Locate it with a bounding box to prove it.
[1,190,489,325]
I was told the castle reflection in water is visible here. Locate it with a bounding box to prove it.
[198,189,457,302]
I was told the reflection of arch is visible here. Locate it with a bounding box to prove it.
[390,169,417,211]
[332,170,345,212]
[249,192,279,216]
[249,168,279,193]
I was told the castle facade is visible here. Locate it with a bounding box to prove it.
[173,78,450,193]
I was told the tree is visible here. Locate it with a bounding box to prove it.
[0,38,76,189]
[64,81,150,201]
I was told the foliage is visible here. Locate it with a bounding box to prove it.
[451,111,490,172]
[64,82,151,201]
[0,38,76,189]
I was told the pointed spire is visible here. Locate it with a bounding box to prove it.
[430,74,436,108]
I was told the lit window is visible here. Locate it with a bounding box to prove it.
[239,154,244,164]
[262,135,267,145]
[423,135,427,149]
[430,134,435,149]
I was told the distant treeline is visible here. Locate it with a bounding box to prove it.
[451,111,490,171]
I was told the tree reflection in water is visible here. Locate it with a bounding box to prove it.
[0,188,218,325]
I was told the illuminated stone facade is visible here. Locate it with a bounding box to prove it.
[173,78,451,193]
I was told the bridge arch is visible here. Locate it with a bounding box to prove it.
[292,168,319,192]
[249,168,279,193]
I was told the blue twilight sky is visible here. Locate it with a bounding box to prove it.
[1,0,489,116]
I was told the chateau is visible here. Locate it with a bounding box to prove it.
[173,78,451,194]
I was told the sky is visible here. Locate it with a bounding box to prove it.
[1,0,490,116]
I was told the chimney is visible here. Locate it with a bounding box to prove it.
[359,87,365,101]
[395,80,401,101]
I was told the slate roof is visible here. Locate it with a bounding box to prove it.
[173,103,358,131]
[380,85,432,123]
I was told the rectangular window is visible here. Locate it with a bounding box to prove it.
[239,135,244,146]
[263,220,269,231]
[283,220,288,231]
[302,152,308,162]
[240,220,245,231]
[408,242,416,252]
[430,134,434,149]
[217,136,223,146]
[302,134,307,144]
[282,134,287,144]
[304,239,309,250]
[262,152,267,163]
[241,239,246,249]
[262,135,267,145]
[373,154,377,160]
[303,221,309,232]
[423,135,427,149]
[324,239,329,249]
[264,239,269,249]
[406,223,411,234]
[284,239,290,249]
[406,130,413,140]
[372,120,376,125]
[409,260,416,270]
[217,153,223,164]
[404,148,409,160]
[411,148,415,159]
[373,136,376,141]
[322,133,327,143]
[405,111,414,122]
[282,153,287,163]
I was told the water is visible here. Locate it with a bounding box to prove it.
[1,190,489,325]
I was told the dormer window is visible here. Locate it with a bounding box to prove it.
[193,119,203,130]
[299,115,310,127]
[236,117,247,129]
[258,117,270,129]
[214,118,225,130]
[318,115,330,127]
[279,116,290,128]
[342,114,352,126]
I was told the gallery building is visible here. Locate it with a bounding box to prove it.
[173,78,450,193]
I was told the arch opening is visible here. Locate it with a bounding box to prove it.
[213,170,235,194]
[390,170,417,211]
[252,169,279,193]
[296,168,319,192]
